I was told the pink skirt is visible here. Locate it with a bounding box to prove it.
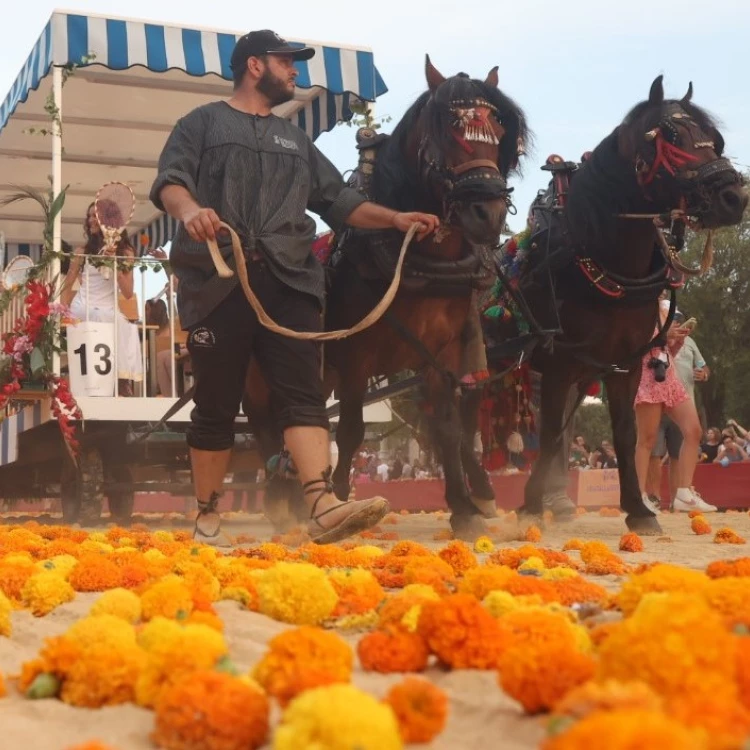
[635,350,688,410]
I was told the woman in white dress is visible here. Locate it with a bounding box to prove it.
[61,203,143,396]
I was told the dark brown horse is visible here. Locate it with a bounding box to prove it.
[477,76,746,534]
[319,59,527,537]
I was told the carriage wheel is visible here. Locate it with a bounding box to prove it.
[59,448,105,525]
[60,462,80,523]
[107,465,135,526]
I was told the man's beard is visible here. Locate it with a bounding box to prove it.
[258,68,294,107]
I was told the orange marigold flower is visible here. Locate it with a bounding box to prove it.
[390,540,433,557]
[692,517,713,535]
[580,541,611,564]
[377,585,440,632]
[552,679,663,719]
[499,642,596,714]
[385,676,448,743]
[551,577,608,607]
[599,507,622,517]
[737,640,750,710]
[329,569,385,617]
[702,577,750,629]
[68,555,123,592]
[588,622,620,649]
[418,594,503,669]
[253,626,352,706]
[598,593,737,702]
[437,541,478,575]
[141,577,194,621]
[64,743,119,750]
[457,565,515,599]
[496,609,586,655]
[500,574,559,602]
[524,525,542,542]
[0,561,35,600]
[562,539,585,552]
[687,509,704,519]
[541,709,706,750]
[184,610,224,632]
[666,690,750,750]
[0,671,6,698]
[153,671,269,750]
[357,629,429,673]
[403,557,455,594]
[616,564,708,616]
[618,533,643,553]
[433,530,453,542]
[706,558,750,579]
[714,527,746,545]
[584,555,628,577]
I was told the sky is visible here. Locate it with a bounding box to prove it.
[2,0,750,300]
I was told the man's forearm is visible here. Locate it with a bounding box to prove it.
[160,185,201,223]
[346,202,399,230]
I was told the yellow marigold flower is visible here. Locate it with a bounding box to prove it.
[180,563,221,602]
[153,671,269,750]
[220,586,256,608]
[334,611,379,632]
[153,530,175,543]
[21,571,75,616]
[273,684,402,750]
[254,626,353,706]
[474,536,495,553]
[400,605,423,633]
[377,585,440,632]
[78,540,115,555]
[141,575,194,621]
[35,554,79,579]
[542,567,579,581]
[256,562,338,626]
[0,590,12,637]
[616,564,708,616]
[90,588,142,623]
[136,621,228,708]
[598,592,737,702]
[519,556,546,573]
[118,537,136,547]
[344,545,386,568]
[483,590,523,618]
[542,709,705,750]
[257,542,289,561]
[88,532,108,544]
[66,614,138,650]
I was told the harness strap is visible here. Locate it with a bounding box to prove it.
[451,159,500,176]
[206,221,418,341]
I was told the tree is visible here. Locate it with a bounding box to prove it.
[573,401,613,449]
[677,200,750,427]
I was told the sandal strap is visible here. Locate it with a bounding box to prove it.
[303,467,334,519]
[197,491,220,515]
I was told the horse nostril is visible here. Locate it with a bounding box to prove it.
[471,203,489,223]
[720,188,747,214]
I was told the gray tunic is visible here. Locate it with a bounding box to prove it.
[150,101,365,328]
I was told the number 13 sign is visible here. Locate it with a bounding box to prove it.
[67,321,116,397]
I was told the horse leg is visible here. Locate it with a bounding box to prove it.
[331,376,367,502]
[520,369,576,518]
[458,388,496,517]
[427,374,485,540]
[605,369,663,535]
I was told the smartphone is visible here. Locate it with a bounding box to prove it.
[682,317,697,333]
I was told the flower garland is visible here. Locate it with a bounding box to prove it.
[0,280,82,454]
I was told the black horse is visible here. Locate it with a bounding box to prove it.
[475,76,747,535]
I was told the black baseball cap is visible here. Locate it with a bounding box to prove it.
[230,30,315,71]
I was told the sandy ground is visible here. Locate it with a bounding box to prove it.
[1,509,749,750]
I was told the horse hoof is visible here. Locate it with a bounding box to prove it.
[450,514,487,541]
[470,497,498,519]
[542,491,577,523]
[626,514,663,536]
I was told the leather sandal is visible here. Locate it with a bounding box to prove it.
[306,468,389,545]
[193,491,233,547]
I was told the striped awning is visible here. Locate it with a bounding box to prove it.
[0,12,386,139]
[0,12,388,247]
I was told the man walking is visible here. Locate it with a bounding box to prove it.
[151,30,439,544]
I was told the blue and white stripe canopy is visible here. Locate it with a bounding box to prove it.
[0,11,388,251]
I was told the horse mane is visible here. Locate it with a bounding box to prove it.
[372,74,530,211]
[565,96,723,260]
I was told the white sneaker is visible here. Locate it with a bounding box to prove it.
[642,493,661,515]
[673,488,718,513]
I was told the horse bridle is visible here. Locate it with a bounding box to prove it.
[417,97,515,224]
[635,103,741,213]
